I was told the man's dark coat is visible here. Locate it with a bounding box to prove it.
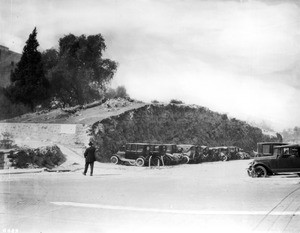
[84,146,96,163]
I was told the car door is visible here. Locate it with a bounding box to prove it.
[276,148,300,172]
[125,144,137,160]
[287,148,300,172]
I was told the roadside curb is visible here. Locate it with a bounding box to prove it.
[0,168,46,175]
[0,167,83,175]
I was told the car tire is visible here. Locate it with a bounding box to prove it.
[222,155,228,161]
[182,156,189,164]
[128,161,136,166]
[110,156,119,164]
[136,157,145,167]
[254,165,268,178]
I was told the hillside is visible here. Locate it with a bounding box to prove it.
[2,98,146,125]
[90,102,280,162]
[1,99,281,162]
[0,46,21,87]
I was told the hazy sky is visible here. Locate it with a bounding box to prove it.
[1,0,300,131]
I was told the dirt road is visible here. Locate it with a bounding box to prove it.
[1,160,300,233]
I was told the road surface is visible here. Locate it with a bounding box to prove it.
[1,160,300,233]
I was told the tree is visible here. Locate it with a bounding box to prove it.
[115,86,128,98]
[5,28,49,110]
[43,34,118,107]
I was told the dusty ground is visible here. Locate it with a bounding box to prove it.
[1,99,146,125]
[1,160,300,233]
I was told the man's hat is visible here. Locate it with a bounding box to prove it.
[88,141,93,146]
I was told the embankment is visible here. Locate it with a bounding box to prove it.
[91,103,280,162]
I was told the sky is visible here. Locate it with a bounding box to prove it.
[0,0,300,131]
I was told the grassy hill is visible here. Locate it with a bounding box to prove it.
[0,46,21,87]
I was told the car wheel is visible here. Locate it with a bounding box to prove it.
[136,157,145,167]
[150,157,161,167]
[110,156,119,165]
[254,165,268,178]
[128,161,136,166]
[182,156,189,164]
[222,155,228,161]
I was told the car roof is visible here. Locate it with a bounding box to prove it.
[274,144,300,149]
[257,142,288,145]
[178,144,195,147]
[127,143,149,145]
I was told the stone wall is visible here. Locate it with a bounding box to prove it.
[0,123,90,147]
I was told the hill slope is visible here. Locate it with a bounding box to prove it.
[1,99,280,162]
[0,46,21,87]
[90,102,280,161]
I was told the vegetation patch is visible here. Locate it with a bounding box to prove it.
[91,104,280,162]
[7,145,66,169]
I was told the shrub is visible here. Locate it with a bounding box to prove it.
[7,145,66,169]
[105,86,129,99]
[170,99,184,104]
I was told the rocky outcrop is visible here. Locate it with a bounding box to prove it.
[91,103,280,162]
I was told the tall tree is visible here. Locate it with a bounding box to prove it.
[43,34,117,107]
[5,28,49,110]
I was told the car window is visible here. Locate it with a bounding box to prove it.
[125,144,131,151]
[131,144,137,151]
[291,148,300,157]
[137,145,144,152]
[262,145,271,155]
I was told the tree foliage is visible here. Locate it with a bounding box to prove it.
[105,86,129,99]
[0,88,30,120]
[43,34,118,107]
[5,28,50,110]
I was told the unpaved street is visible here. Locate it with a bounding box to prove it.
[1,160,300,233]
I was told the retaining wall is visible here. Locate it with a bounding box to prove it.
[0,123,90,147]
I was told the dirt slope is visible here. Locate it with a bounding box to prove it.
[2,98,146,125]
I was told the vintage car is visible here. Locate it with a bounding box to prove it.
[162,144,189,165]
[247,144,300,177]
[254,142,288,157]
[177,144,201,163]
[110,143,166,167]
[208,147,229,161]
[199,146,210,162]
[225,146,249,160]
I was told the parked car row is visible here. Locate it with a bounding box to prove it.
[247,142,300,178]
[110,143,249,167]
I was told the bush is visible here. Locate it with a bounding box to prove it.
[151,100,159,104]
[0,88,30,120]
[105,86,129,99]
[7,145,66,169]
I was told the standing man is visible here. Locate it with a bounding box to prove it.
[83,141,96,176]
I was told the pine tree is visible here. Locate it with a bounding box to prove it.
[5,27,49,110]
